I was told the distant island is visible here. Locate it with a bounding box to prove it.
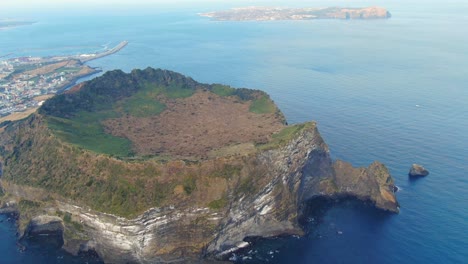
[0,19,35,29]
[200,6,391,21]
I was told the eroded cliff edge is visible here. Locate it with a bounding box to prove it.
[0,68,398,263]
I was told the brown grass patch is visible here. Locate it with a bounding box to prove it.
[103,90,285,159]
[21,60,76,77]
[33,94,55,102]
[77,65,95,75]
[0,108,37,123]
[65,83,85,94]
[381,188,396,203]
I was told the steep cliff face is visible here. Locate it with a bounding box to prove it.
[206,123,398,258]
[0,68,398,263]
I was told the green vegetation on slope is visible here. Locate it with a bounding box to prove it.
[257,122,315,150]
[211,83,280,115]
[2,128,174,217]
[18,199,41,210]
[156,83,195,99]
[208,197,227,210]
[17,199,43,230]
[212,164,242,179]
[236,176,257,195]
[210,84,267,102]
[46,111,132,156]
[122,87,166,118]
[39,68,198,118]
[211,84,236,97]
[123,97,166,117]
[183,175,197,195]
[56,210,87,239]
[249,95,277,114]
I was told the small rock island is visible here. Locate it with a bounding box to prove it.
[0,68,399,263]
[409,164,430,177]
[200,6,391,21]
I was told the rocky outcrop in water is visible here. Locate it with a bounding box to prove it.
[409,164,429,177]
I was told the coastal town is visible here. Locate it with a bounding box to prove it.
[0,41,128,120]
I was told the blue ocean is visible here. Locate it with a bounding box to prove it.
[1,0,467,263]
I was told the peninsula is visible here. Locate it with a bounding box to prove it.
[0,41,128,122]
[0,68,399,263]
[200,6,391,21]
[0,19,35,29]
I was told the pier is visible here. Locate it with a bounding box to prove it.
[76,41,128,62]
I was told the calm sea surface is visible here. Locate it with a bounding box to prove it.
[1,1,467,263]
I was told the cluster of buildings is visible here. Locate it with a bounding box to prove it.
[0,59,75,117]
[0,41,126,118]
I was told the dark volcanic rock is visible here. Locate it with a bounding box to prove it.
[21,215,64,249]
[409,164,429,177]
[25,215,64,235]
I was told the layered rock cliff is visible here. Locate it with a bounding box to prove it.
[206,122,398,258]
[0,68,398,263]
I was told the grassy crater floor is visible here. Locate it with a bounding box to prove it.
[41,68,285,159]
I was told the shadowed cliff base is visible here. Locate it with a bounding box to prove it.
[221,197,394,263]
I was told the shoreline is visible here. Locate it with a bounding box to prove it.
[56,67,102,93]
[0,212,103,263]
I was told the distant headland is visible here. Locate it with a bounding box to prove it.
[200,6,391,21]
[0,19,36,29]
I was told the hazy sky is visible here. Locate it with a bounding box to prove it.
[1,0,241,9]
[2,0,375,8]
[1,0,227,15]
[3,0,194,7]
[1,0,404,17]
[2,0,440,9]
[4,0,160,4]
[0,0,330,14]
[4,0,298,7]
